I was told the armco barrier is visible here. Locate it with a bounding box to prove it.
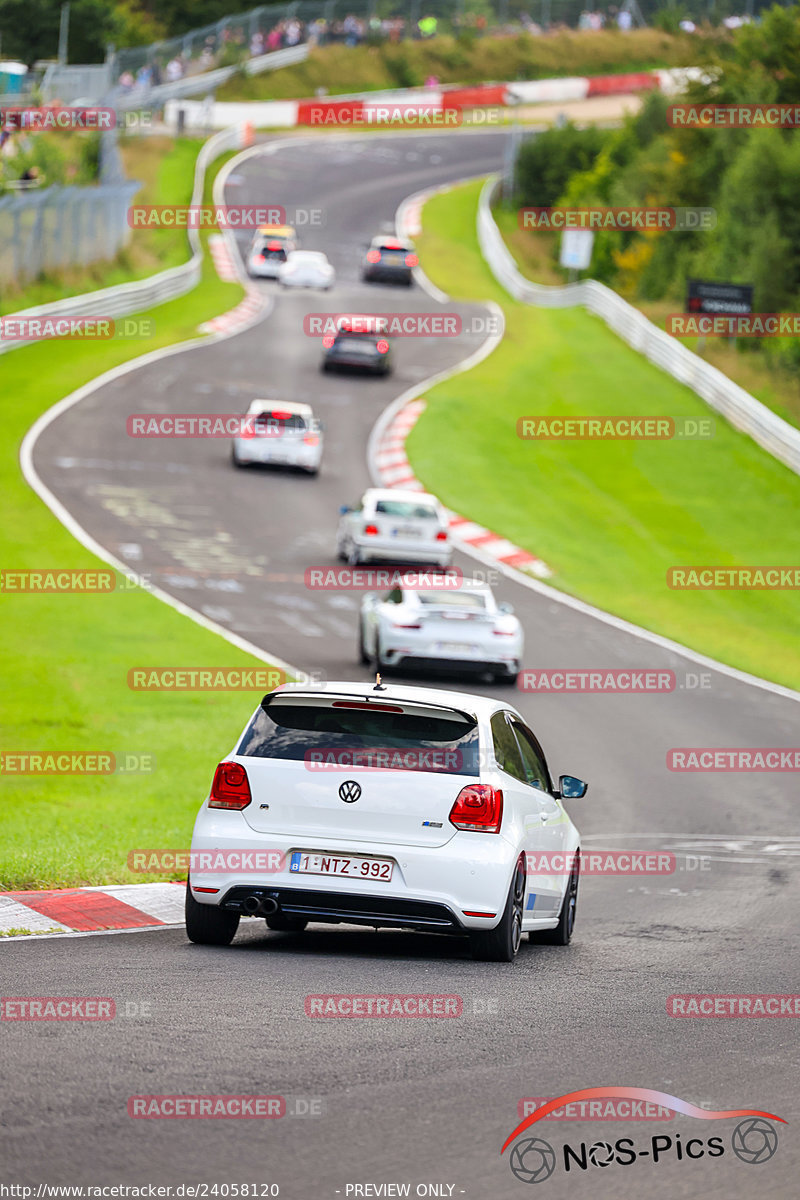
[0,124,252,357]
[167,68,689,132]
[477,176,800,478]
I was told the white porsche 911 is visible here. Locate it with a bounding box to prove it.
[185,679,587,961]
[358,580,523,683]
[231,400,323,474]
[277,250,335,290]
[336,488,451,568]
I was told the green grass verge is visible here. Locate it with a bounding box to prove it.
[0,144,288,892]
[408,180,800,691]
[218,29,699,101]
[492,204,800,434]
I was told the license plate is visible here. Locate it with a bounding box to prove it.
[437,642,477,654]
[384,254,403,265]
[392,526,422,538]
[289,851,394,881]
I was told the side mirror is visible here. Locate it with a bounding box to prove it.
[558,775,588,799]
[497,601,514,615]
[339,505,351,515]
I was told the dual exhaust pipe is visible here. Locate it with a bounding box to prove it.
[242,893,279,917]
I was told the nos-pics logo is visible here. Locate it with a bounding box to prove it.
[502,1088,783,1184]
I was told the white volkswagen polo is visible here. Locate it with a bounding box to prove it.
[185,680,587,961]
[358,579,523,683]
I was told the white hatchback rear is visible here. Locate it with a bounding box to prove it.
[186,680,587,961]
[231,400,323,474]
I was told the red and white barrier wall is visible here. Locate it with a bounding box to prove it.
[165,69,700,131]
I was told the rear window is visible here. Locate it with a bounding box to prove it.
[237,701,480,776]
[419,591,486,609]
[375,500,437,520]
[252,413,306,432]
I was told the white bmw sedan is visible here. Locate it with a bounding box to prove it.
[185,680,587,961]
[336,488,451,568]
[277,250,335,290]
[359,580,523,683]
[231,400,323,474]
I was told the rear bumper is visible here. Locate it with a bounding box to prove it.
[232,438,322,468]
[388,653,519,676]
[220,885,464,933]
[355,539,451,565]
[187,818,523,930]
[324,355,388,373]
[363,267,412,283]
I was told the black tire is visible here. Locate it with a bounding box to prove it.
[347,542,362,567]
[495,668,519,686]
[470,856,526,962]
[358,620,370,665]
[529,854,579,946]
[265,914,308,932]
[185,881,239,946]
[231,447,246,468]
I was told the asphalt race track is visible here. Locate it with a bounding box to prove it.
[6,132,799,1197]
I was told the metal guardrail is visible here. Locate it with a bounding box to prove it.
[0,124,250,356]
[477,175,800,478]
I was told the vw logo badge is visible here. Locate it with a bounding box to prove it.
[339,780,362,804]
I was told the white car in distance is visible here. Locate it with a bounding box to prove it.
[359,580,523,683]
[184,679,588,961]
[337,489,451,568]
[278,250,335,290]
[231,400,323,474]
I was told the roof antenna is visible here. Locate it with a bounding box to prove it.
[374,673,386,691]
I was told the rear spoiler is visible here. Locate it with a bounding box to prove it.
[261,689,477,725]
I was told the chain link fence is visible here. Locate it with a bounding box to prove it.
[0,175,141,287]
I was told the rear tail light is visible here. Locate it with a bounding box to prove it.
[449,785,503,833]
[376,339,389,354]
[435,530,448,542]
[493,628,515,636]
[366,250,381,263]
[405,254,419,267]
[364,524,379,536]
[392,622,421,630]
[208,761,252,810]
[239,425,255,440]
[304,434,319,446]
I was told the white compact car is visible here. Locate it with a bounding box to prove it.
[231,400,323,474]
[336,488,451,568]
[246,225,297,279]
[185,679,587,960]
[359,580,523,683]
[277,250,335,290]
